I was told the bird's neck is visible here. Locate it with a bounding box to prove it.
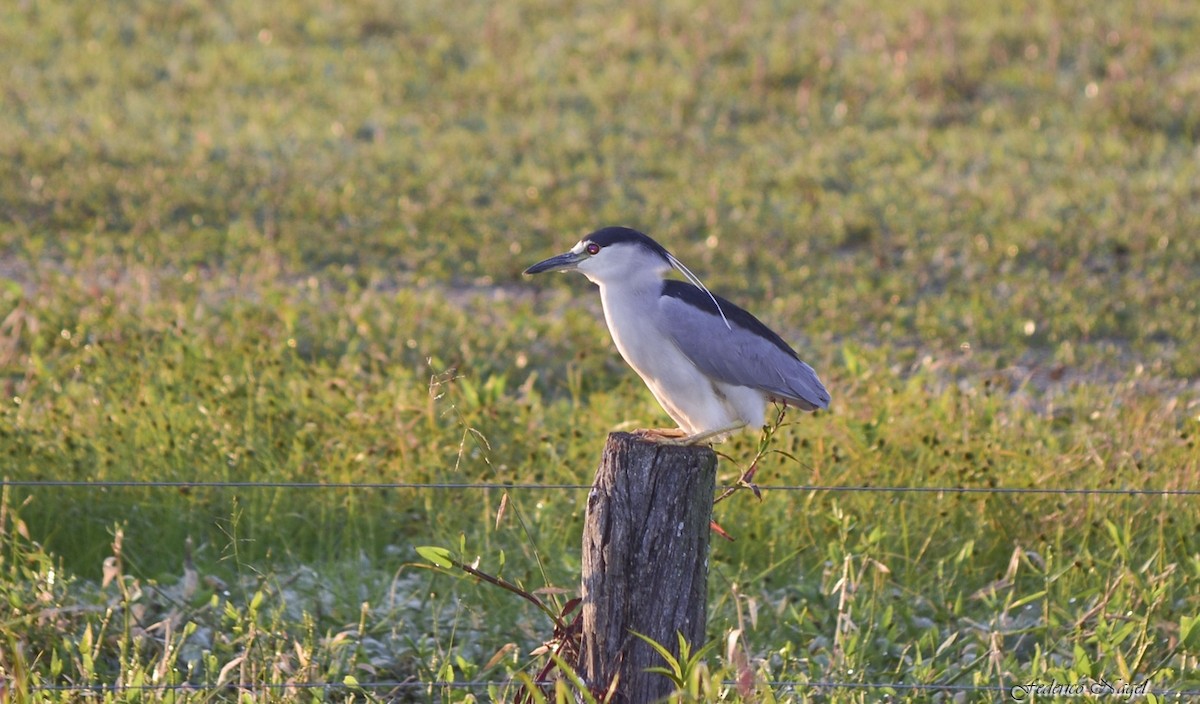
[596,276,664,349]
[596,275,663,307]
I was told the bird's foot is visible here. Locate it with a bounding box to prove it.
[631,423,745,446]
[630,427,689,444]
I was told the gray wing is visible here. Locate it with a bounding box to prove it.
[660,284,830,410]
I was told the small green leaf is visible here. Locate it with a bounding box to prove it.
[934,631,958,658]
[416,546,454,568]
[1073,643,1091,676]
[455,653,475,678]
[1181,614,1200,649]
[511,673,547,704]
[953,539,975,564]
[631,631,682,681]
[842,344,861,377]
[1008,590,1047,610]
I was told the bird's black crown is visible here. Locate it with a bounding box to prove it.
[585,227,672,264]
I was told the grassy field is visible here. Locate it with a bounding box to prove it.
[2,0,1199,700]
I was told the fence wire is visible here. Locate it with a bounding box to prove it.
[3,478,1198,496]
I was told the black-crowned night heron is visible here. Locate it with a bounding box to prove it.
[524,226,829,444]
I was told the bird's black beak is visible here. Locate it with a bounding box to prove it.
[523,250,585,275]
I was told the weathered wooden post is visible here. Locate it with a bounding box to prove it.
[579,432,717,702]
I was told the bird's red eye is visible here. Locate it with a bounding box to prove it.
[585,242,601,255]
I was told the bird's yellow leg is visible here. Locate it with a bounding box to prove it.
[636,422,747,446]
[630,427,688,442]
